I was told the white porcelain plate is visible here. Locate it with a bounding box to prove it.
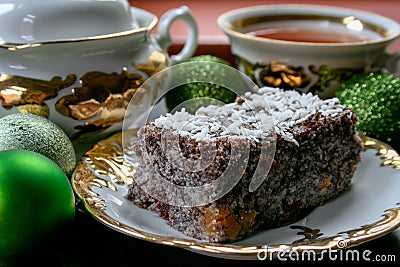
[71,132,400,260]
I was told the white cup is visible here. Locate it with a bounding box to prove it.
[0,0,136,43]
[218,4,400,98]
[0,3,198,155]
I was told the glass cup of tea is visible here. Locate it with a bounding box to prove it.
[217,4,400,98]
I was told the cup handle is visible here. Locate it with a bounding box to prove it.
[154,6,198,64]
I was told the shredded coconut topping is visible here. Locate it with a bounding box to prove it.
[154,87,347,145]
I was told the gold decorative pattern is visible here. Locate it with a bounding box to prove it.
[132,50,169,77]
[236,56,366,95]
[361,134,400,169]
[55,69,146,128]
[0,73,76,116]
[339,204,400,239]
[79,131,135,186]
[0,68,149,131]
[0,19,157,51]
[290,225,324,244]
[73,163,107,211]
[71,133,400,260]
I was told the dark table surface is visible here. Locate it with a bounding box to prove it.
[23,206,400,267]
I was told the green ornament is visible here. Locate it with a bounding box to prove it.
[0,113,76,175]
[335,72,400,148]
[0,150,75,265]
[165,55,238,113]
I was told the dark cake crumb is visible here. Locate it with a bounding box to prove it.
[125,87,363,243]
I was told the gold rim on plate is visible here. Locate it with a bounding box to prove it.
[71,132,400,260]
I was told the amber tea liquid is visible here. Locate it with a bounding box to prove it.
[248,28,373,43]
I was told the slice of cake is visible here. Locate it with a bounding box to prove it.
[125,87,363,243]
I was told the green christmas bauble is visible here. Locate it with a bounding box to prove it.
[0,149,75,265]
[165,55,238,113]
[0,113,76,175]
[335,72,400,148]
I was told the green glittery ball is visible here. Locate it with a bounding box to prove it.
[165,55,237,113]
[335,72,400,147]
[0,113,76,175]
